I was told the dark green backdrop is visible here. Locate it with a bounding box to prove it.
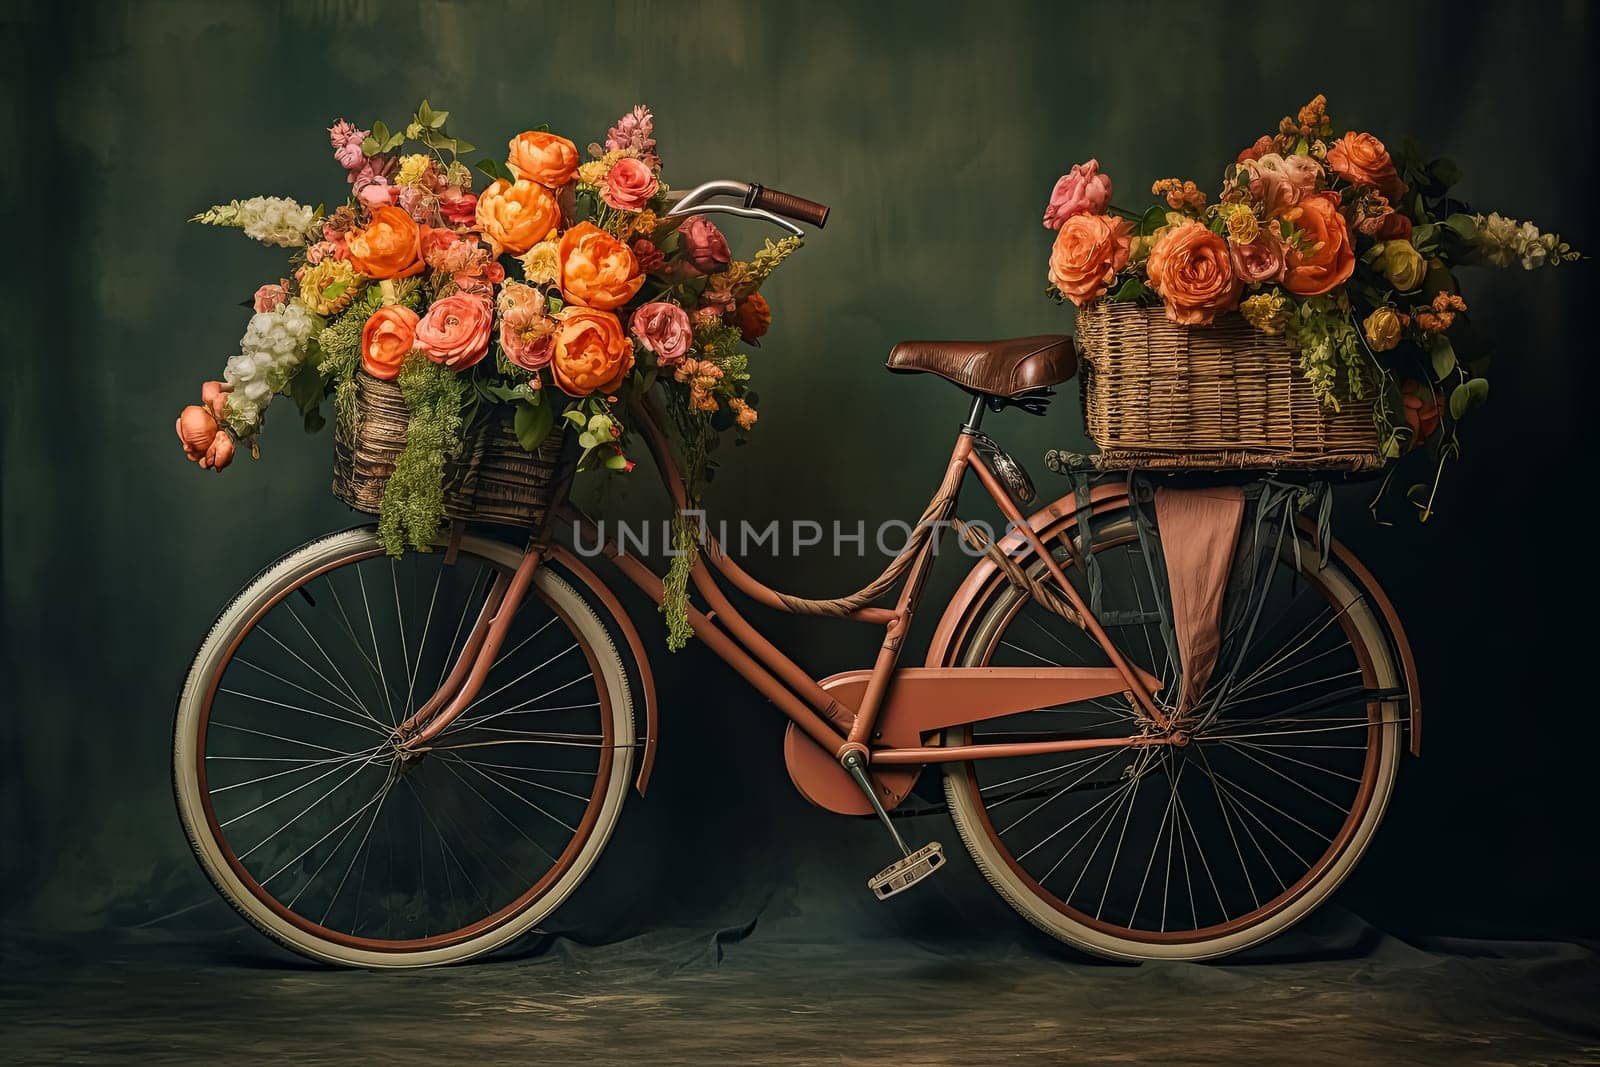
[3,0,1595,945]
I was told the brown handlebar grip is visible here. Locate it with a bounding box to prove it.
[749,185,830,228]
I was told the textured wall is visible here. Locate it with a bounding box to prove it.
[2,0,1595,940]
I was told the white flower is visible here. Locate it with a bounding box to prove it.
[220,303,318,435]
[234,196,317,248]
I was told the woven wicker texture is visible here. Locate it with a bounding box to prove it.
[1076,301,1383,471]
[332,371,567,528]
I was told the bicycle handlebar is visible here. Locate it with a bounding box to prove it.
[746,184,829,228]
[665,179,830,234]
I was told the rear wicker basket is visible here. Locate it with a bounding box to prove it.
[332,371,569,529]
[1076,301,1383,471]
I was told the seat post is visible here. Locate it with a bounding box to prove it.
[961,393,986,434]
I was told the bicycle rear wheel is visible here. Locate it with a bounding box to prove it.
[173,527,635,968]
[941,507,1403,961]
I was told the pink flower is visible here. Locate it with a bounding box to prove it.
[253,283,287,313]
[698,284,736,317]
[304,240,339,265]
[1236,135,1275,164]
[499,284,557,371]
[439,189,478,228]
[1042,159,1113,230]
[329,121,370,171]
[201,380,231,420]
[601,156,659,211]
[1241,153,1322,217]
[691,306,724,329]
[1228,231,1286,285]
[629,301,693,367]
[414,293,493,370]
[605,105,659,167]
[679,215,730,274]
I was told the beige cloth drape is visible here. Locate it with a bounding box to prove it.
[1154,486,1246,713]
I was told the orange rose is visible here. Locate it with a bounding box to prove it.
[1326,132,1407,201]
[551,307,635,396]
[507,131,580,188]
[1282,192,1356,297]
[1047,213,1133,306]
[345,206,425,279]
[475,179,559,257]
[360,305,419,380]
[558,221,644,311]
[1145,221,1242,325]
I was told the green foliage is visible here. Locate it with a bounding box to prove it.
[513,396,555,451]
[377,355,466,558]
[1105,277,1150,303]
[1287,297,1371,412]
[317,289,383,429]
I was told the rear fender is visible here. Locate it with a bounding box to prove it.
[927,482,1421,755]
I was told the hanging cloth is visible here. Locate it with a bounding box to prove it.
[1154,485,1246,713]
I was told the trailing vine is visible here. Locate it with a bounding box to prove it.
[660,389,714,651]
[377,353,466,557]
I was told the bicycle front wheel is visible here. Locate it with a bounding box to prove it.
[942,508,1403,961]
[174,527,635,968]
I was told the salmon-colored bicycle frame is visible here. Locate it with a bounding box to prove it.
[389,390,1179,802]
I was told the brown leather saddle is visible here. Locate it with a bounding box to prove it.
[884,335,1077,412]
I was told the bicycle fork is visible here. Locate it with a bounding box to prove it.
[392,543,546,750]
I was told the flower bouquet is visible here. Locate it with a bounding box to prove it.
[177,101,796,567]
[1043,95,1579,511]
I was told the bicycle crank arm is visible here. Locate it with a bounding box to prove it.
[842,749,946,900]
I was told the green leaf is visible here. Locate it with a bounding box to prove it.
[1448,377,1489,419]
[1428,157,1464,191]
[372,120,390,145]
[429,109,449,129]
[452,138,474,154]
[1105,277,1149,303]
[562,408,588,428]
[1442,213,1478,242]
[603,452,630,470]
[1135,204,1168,236]
[512,398,555,452]
[1428,334,1457,380]
[418,99,433,123]
[474,158,506,182]
[361,135,380,157]
[578,431,598,449]
[384,132,406,152]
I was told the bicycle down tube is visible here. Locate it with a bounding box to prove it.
[395,394,1169,766]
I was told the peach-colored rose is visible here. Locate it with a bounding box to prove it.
[1401,380,1441,447]
[1047,213,1133,306]
[1241,152,1322,217]
[175,405,234,471]
[1282,192,1356,297]
[360,304,419,380]
[506,131,580,188]
[253,283,287,313]
[552,307,635,396]
[414,294,493,370]
[1229,231,1286,285]
[1326,132,1406,201]
[346,205,426,279]
[475,179,560,257]
[558,221,643,311]
[600,156,659,212]
[201,380,231,421]
[1146,220,1242,325]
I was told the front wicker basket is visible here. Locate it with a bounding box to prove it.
[1076,301,1383,471]
[332,371,569,529]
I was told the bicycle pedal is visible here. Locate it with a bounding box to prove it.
[867,842,945,900]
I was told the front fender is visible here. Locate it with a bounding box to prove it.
[547,545,660,795]
[926,482,1422,755]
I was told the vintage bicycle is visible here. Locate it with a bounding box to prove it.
[174,179,1418,968]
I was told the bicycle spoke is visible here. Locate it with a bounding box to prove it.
[219,686,387,738]
[257,623,383,727]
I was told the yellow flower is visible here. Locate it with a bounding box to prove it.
[1224,205,1260,245]
[1376,239,1427,292]
[576,150,627,189]
[517,239,561,286]
[1362,307,1403,352]
[1240,291,1291,335]
[396,153,433,187]
[296,259,361,316]
[1128,234,1156,264]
